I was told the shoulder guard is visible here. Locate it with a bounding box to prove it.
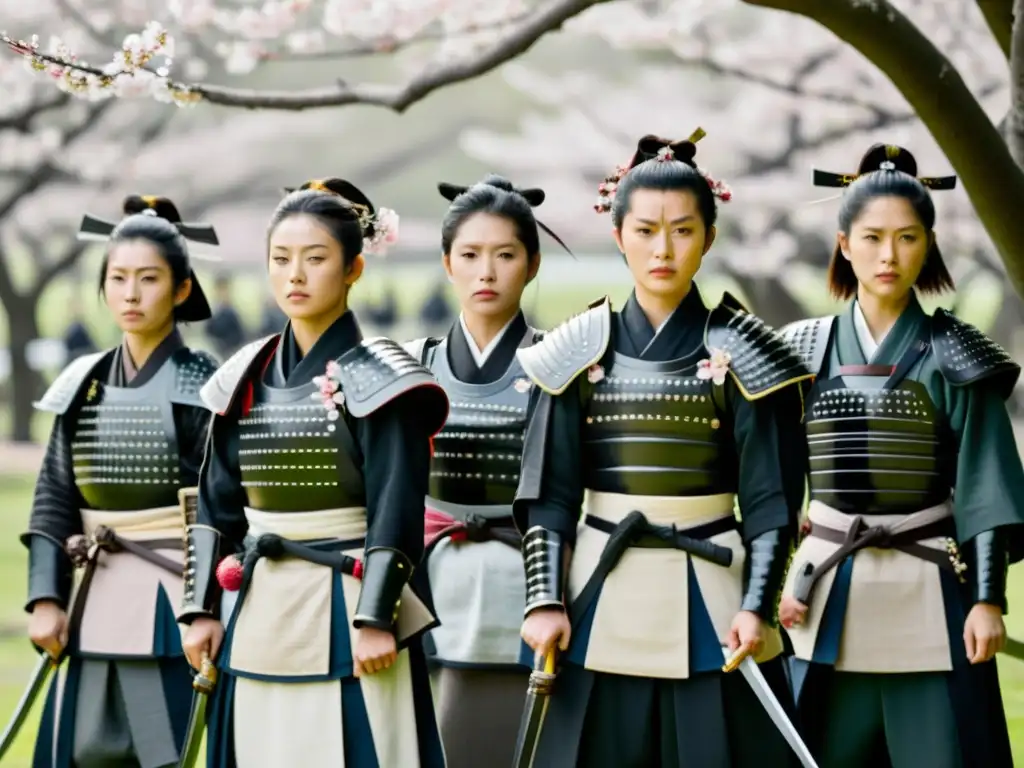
[779,316,835,377]
[705,293,813,401]
[401,337,441,367]
[169,348,220,408]
[516,298,611,395]
[34,350,110,414]
[931,309,1021,399]
[199,336,278,416]
[336,337,449,434]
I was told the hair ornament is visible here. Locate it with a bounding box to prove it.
[292,178,401,257]
[362,207,400,256]
[594,128,731,214]
[76,194,220,250]
[812,143,957,191]
[437,178,575,258]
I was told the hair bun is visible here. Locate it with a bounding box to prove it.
[857,144,918,176]
[123,194,182,224]
[630,135,698,170]
[438,182,469,202]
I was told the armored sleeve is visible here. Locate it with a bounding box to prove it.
[22,415,83,611]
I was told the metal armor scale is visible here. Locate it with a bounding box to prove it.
[421,337,534,517]
[35,347,216,511]
[780,310,1021,516]
[583,352,733,497]
[204,334,445,514]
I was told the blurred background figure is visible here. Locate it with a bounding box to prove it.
[205,274,246,358]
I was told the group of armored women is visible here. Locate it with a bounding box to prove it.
[16,129,1024,768]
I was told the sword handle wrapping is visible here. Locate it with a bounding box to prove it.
[193,652,217,694]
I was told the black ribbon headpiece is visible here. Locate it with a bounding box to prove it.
[812,144,957,191]
[438,179,575,258]
[76,195,218,322]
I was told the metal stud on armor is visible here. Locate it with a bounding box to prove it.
[425,340,531,508]
[805,382,950,515]
[238,392,364,512]
[63,350,216,511]
[583,354,731,497]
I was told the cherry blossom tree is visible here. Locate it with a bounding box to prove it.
[457,0,1004,331]
[5,0,1020,296]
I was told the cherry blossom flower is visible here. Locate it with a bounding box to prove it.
[696,348,731,386]
[587,364,605,384]
[311,360,345,430]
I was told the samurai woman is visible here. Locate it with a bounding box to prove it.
[408,175,566,766]
[178,178,449,767]
[23,195,220,768]
[779,144,1023,768]
[513,133,811,767]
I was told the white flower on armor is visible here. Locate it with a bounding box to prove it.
[696,348,731,386]
[514,378,532,393]
[587,364,605,384]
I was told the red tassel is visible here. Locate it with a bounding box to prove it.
[449,529,468,543]
[352,559,363,580]
[216,556,244,592]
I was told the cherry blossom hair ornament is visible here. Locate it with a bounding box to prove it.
[438,178,575,257]
[283,178,400,257]
[594,129,733,214]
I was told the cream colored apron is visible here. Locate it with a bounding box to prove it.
[74,506,185,656]
[781,499,955,673]
[570,490,783,679]
[227,506,436,768]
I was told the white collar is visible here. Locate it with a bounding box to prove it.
[852,300,888,362]
[459,313,516,368]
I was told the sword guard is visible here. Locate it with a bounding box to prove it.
[193,653,217,694]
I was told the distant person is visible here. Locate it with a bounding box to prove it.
[62,298,97,362]
[24,194,219,767]
[420,278,454,334]
[258,293,288,337]
[206,274,246,358]
[364,280,399,332]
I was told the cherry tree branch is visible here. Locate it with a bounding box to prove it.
[1010,0,1024,167]
[977,0,1014,58]
[190,0,611,110]
[0,100,115,221]
[0,91,69,131]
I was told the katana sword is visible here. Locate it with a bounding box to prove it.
[177,653,217,768]
[511,649,557,768]
[0,651,57,759]
[722,647,819,768]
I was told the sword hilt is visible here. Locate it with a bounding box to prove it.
[193,653,217,694]
[526,649,557,696]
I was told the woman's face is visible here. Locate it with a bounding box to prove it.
[837,195,931,303]
[268,214,362,322]
[613,187,715,304]
[443,212,538,320]
[104,240,190,336]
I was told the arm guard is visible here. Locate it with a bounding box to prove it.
[25,533,73,612]
[522,526,565,616]
[739,528,791,622]
[178,525,222,623]
[353,547,413,632]
[972,529,1008,613]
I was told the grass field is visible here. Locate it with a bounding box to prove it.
[0,474,1022,763]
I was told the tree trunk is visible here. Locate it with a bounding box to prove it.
[748,0,1024,298]
[5,295,43,443]
[728,274,807,329]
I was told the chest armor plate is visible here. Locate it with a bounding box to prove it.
[582,352,734,497]
[238,378,366,513]
[427,343,531,507]
[71,364,182,511]
[805,378,952,515]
